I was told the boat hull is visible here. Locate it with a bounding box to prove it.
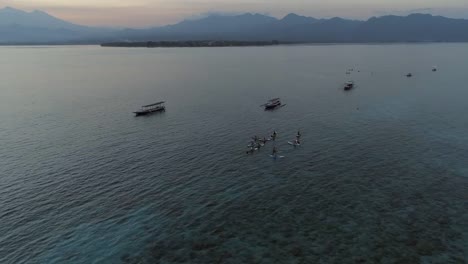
[264,103,282,110]
[134,107,165,116]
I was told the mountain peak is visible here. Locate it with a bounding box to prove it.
[283,13,301,19]
[32,9,46,14]
[0,7,53,17]
[0,6,88,30]
[1,6,25,13]
[281,13,316,24]
[31,9,54,17]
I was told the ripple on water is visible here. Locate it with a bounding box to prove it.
[0,45,467,264]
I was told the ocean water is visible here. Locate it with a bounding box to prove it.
[0,44,467,263]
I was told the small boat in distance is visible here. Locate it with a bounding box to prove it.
[134,101,166,116]
[344,81,354,91]
[263,98,283,110]
[432,66,437,72]
[406,73,413,77]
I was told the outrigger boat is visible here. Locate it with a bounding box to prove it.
[344,81,354,91]
[134,101,166,116]
[262,98,283,110]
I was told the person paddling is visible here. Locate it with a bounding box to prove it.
[246,146,254,154]
[258,141,264,149]
[296,130,301,139]
[294,138,300,145]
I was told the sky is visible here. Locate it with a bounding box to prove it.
[2,0,468,27]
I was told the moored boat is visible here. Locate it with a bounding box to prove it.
[134,101,166,116]
[344,81,354,90]
[263,98,282,110]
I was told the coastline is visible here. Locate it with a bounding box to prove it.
[100,40,281,48]
[2,41,468,47]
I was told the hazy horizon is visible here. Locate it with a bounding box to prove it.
[2,0,468,27]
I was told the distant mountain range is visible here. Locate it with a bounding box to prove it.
[0,7,113,43]
[1,7,468,44]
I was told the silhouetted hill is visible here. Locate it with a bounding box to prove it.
[353,14,468,42]
[166,13,277,33]
[1,7,468,44]
[0,7,112,43]
[115,13,279,41]
[280,13,318,25]
[113,13,468,43]
[0,7,84,30]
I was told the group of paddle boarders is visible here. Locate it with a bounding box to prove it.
[246,130,301,158]
[246,130,278,154]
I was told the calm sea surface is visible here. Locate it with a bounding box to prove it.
[0,44,467,263]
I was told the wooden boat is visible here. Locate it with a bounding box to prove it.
[263,98,282,110]
[344,81,354,91]
[134,101,166,116]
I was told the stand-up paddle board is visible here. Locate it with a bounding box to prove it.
[247,143,265,147]
[269,154,285,159]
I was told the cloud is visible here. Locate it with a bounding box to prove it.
[373,8,433,17]
[407,8,434,13]
[184,11,243,21]
[184,11,272,21]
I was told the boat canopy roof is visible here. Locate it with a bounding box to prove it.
[142,101,165,107]
[269,98,280,102]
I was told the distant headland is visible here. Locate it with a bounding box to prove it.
[101,40,281,48]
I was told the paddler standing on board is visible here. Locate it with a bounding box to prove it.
[296,130,301,139]
[272,146,278,156]
[272,130,277,141]
[294,138,300,145]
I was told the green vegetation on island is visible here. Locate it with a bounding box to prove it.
[101,40,281,48]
